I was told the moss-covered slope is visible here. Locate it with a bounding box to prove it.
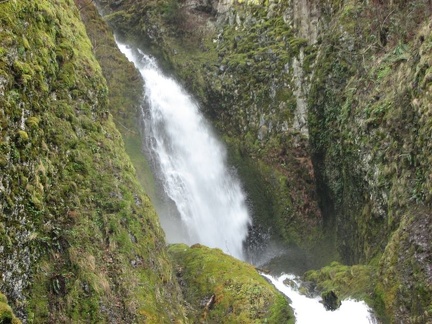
[0,1,185,322]
[74,0,157,198]
[169,244,294,323]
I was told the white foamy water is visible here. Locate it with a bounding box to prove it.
[262,273,377,324]
[117,42,251,260]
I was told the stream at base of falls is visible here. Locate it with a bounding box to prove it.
[262,273,377,324]
[117,41,377,323]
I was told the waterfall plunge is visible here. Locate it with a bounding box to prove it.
[117,43,251,260]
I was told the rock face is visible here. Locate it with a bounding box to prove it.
[321,290,341,311]
[307,2,432,321]
[95,0,432,322]
[0,1,186,322]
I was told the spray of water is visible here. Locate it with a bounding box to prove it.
[117,43,251,260]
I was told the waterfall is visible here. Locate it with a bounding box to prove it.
[117,43,251,260]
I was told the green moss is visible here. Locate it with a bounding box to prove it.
[169,244,294,323]
[17,130,29,141]
[0,1,186,322]
[303,262,376,303]
[0,293,7,304]
[123,134,157,199]
[26,117,40,128]
[0,303,14,323]
[77,0,158,197]
[306,1,432,321]
[0,293,21,324]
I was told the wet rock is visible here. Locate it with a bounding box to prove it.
[110,0,123,8]
[321,290,341,311]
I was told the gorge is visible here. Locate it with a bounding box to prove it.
[117,40,375,322]
[1,0,431,323]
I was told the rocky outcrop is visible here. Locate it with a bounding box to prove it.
[308,2,432,320]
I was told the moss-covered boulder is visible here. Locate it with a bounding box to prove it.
[303,262,378,314]
[168,244,294,323]
[303,262,376,301]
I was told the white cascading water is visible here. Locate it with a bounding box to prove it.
[262,273,377,324]
[117,42,251,260]
[116,41,376,323]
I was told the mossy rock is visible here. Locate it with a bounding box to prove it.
[168,243,294,323]
[0,293,21,324]
[303,261,376,310]
[78,0,157,197]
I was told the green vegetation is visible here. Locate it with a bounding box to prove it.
[303,262,380,315]
[0,292,20,324]
[304,262,375,301]
[76,0,157,200]
[307,1,432,321]
[169,244,294,323]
